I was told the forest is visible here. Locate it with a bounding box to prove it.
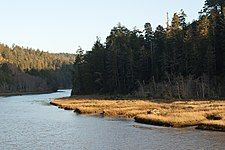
[0,44,75,94]
[72,0,225,99]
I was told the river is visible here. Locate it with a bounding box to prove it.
[0,90,225,150]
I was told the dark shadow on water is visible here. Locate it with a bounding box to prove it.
[105,117,133,122]
[33,100,52,106]
[132,124,153,130]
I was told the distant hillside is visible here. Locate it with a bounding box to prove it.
[0,43,75,95]
[0,63,53,94]
[0,44,75,71]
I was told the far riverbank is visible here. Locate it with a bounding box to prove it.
[0,90,57,97]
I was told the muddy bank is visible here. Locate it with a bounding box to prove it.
[50,97,225,132]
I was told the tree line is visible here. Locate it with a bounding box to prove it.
[0,44,75,93]
[72,0,225,99]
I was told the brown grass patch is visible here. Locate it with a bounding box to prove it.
[50,97,225,131]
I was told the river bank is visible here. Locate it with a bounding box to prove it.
[51,97,225,132]
[0,90,57,97]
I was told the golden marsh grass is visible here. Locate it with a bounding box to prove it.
[51,97,225,131]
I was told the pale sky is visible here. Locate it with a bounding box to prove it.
[0,0,205,53]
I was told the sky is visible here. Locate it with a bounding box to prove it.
[0,0,205,54]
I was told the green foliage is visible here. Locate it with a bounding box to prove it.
[0,43,75,91]
[0,44,75,71]
[0,64,13,85]
[70,0,225,98]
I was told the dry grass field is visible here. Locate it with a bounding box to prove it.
[51,97,225,131]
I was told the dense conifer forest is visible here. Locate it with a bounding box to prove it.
[0,44,75,94]
[72,0,225,99]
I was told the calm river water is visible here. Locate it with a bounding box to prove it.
[0,90,225,150]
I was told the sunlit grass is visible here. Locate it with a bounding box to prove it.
[51,97,225,131]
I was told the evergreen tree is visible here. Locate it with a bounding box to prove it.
[71,0,225,98]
